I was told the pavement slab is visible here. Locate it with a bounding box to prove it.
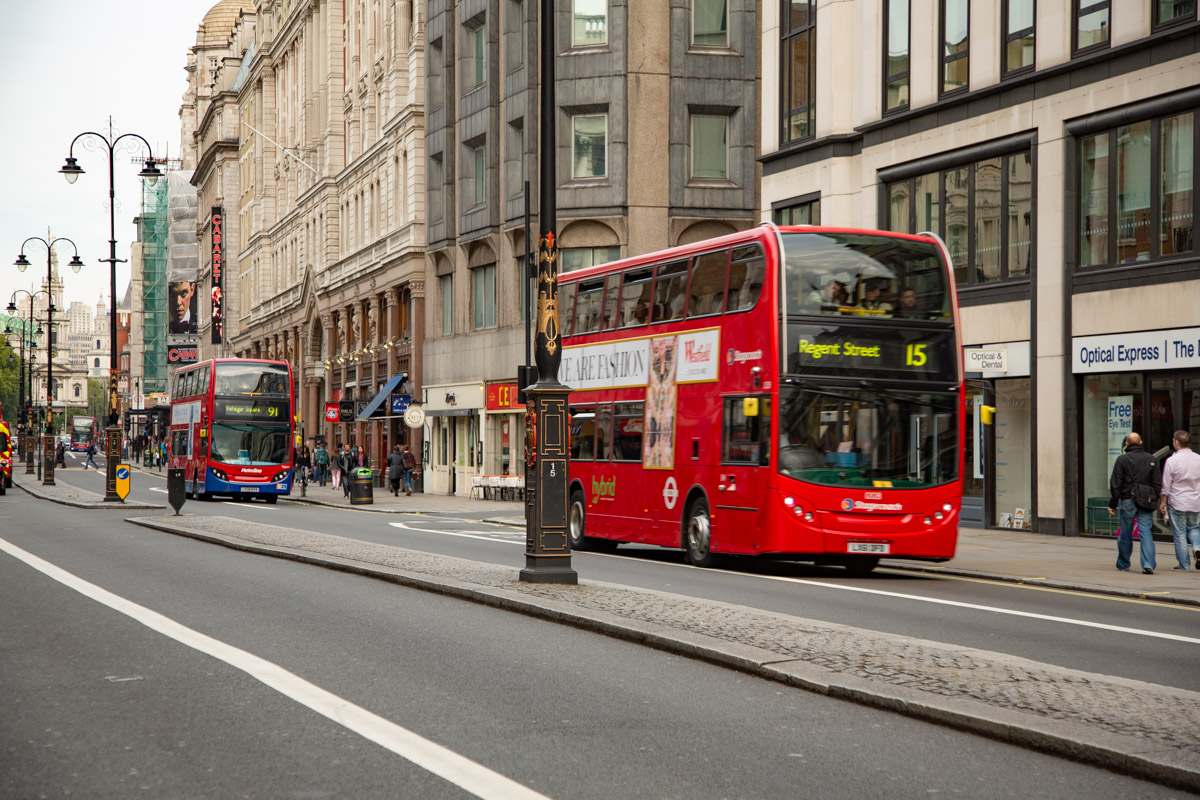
[124,512,1200,793]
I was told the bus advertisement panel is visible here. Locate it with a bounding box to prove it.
[559,225,963,575]
[70,416,96,452]
[168,359,294,502]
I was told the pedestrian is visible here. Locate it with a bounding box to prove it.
[402,445,417,496]
[331,442,344,491]
[387,445,405,496]
[84,440,98,471]
[297,441,312,484]
[1108,431,1161,574]
[55,439,66,468]
[341,444,356,498]
[356,444,366,468]
[314,441,329,486]
[1159,429,1200,572]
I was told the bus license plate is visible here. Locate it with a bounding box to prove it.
[240,486,259,493]
[848,542,889,554]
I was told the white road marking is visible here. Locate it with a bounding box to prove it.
[222,501,275,510]
[0,536,553,800]
[388,523,1200,644]
[389,522,522,544]
[148,487,169,494]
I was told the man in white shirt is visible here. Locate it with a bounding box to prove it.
[1159,430,1200,571]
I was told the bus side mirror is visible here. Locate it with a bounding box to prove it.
[979,405,996,426]
[743,397,759,417]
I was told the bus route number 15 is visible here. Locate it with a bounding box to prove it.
[905,344,927,367]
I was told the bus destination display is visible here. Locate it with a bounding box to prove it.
[215,398,289,421]
[786,323,957,381]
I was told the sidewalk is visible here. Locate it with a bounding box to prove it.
[124,511,1200,792]
[11,469,162,509]
[280,477,525,520]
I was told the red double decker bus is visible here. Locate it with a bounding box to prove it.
[559,224,963,574]
[169,358,294,503]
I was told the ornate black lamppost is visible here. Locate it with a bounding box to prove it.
[520,0,576,584]
[61,120,161,501]
[14,237,83,486]
[6,289,48,472]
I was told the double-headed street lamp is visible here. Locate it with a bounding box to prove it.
[6,289,48,472]
[61,121,161,501]
[14,237,83,486]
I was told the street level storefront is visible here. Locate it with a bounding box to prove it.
[423,382,483,496]
[1074,326,1200,535]
[484,381,526,478]
[963,342,1033,531]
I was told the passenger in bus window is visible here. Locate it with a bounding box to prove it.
[859,279,893,314]
[807,273,850,312]
[894,286,923,318]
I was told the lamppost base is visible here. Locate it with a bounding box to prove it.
[519,555,578,584]
[103,424,123,502]
[519,384,577,584]
[42,432,55,486]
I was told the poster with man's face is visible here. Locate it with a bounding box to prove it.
[168,280,197,334]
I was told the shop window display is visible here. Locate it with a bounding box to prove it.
[993,378,1031,529]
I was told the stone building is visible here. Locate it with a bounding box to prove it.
[421,0,760,495]
[184,0,427,471]
[758,0,1199,535]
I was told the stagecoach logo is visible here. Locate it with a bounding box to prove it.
[726,348,763,366]
[842,497,905,512]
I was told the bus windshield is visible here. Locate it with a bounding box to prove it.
[209,422,290,466]
[782,232,951,320]
[778,385,958,489]
[214,362,290,396]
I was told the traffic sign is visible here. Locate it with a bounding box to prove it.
[115,464,131,500]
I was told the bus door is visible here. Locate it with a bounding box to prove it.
[714,396,771,553]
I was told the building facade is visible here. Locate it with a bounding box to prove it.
[421,0,761,495]
[760,0,1199,535]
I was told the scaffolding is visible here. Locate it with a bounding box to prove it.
[140,176,168,394]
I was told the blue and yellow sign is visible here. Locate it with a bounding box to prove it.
[115,465,131,501]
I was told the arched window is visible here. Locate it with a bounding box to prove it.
[94,358,100,368]
[74,384,81,398]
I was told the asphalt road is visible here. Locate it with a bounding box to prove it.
[1,490,1190,799]
[50,454,1200,696]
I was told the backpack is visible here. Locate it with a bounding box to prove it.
[1133,482,1159,512]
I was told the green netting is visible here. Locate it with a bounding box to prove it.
[141,178,169,393]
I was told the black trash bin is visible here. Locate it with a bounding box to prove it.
[350,468,374,505]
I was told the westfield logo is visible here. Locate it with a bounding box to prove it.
[684,340,712,363]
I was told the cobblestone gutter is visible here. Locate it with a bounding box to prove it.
[126,514,1200,792]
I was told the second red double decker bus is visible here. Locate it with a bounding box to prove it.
[559,224,964,574]
[169,358,295,502]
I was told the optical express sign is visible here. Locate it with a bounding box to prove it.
[1072,326,1200,373]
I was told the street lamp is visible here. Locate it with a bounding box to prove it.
[14,237,82,486]
[62,120,160,501]
[6,289,49,472]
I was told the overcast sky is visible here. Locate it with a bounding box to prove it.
[0,0,221,315]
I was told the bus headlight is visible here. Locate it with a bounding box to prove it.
[209,468,228,481]
[804,512,813,522]
[942,503,953,512]
[934,511,944,520]
[924,517,932,525]
[272,470,289,482]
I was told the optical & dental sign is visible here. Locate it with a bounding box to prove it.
[1072,326,1200,373]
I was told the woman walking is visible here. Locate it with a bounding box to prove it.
[331,442,344,491]
[296,441,312,484]
[387,445,405,496]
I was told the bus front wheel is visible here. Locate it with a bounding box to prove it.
[265,495,278,504]
[684,497,717,568]
[842,556,880,577]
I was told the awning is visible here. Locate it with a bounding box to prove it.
[355,374,406,421]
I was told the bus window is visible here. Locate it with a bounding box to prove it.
[569,407,596,460]
[728,245,765,312]
[201,366,211,394]
[687,250,729,317]
[619,267,653,327]
[602,273,622,330]
[182,370,195,398]
[595,404,613,461]
[612,403,644,461]
[722,396,771,465]
[559,282,577,337]
[574,278,606,335]
[652,260,689,323]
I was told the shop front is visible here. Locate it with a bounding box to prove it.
[423,382,484,496]
[1074,326,1200,536]
[963,342,1033,530]
[484,381,526,478]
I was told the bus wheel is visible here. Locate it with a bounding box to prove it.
[265,495,278,504]
[843,556,880,577]
[684,497,717,568]
[567,489,592,550]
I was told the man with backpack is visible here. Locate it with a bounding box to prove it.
[1108,431,1161,574]
[83,441,99,471]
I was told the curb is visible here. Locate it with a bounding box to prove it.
[12,478,163,510]
[125,514,1200,794]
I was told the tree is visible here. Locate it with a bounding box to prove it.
[87,379,107,422]
[0,335,19,423]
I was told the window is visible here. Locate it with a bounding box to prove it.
[473,265,496,329]
[687,250,729,317]
[774,196,820,225]
[1077,110,1195,267]
[74,384,81,398]
[884,0,910,111]
[506,123,524,197]
[727,245,766,312]
[430,39,444,109]
[572,278,606,334]
[691,115,728,179]
[723,397,771,465]
[94,357,100,368]
[652,260,690,322]
[693,0,728,46]
[561,246,620,272]
[467,23,486,88]
[619,266,653,327]
[472,145,486,206]
[440,274,453,335]
[595,405,613,461]
[887,148,1035,285]
[602,273,622,330]
[1003,0,1035,75]
[559,281,577,337]
[572,0,606,46]
[572,114,606,179]
[569,405,596,460]
[612,402,644,461]
[1073,0,1108,54]
[941,0,969,94]
[505,0,526,73]
[781,0,815,143]
[1155,0,1196,30]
